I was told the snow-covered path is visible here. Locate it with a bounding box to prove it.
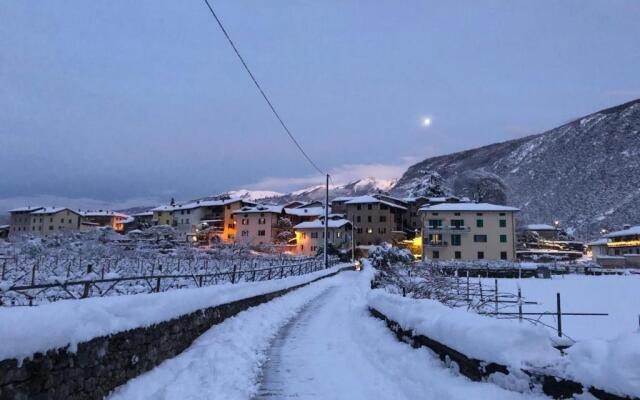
[111,269,544,400]
[253,271,541,400]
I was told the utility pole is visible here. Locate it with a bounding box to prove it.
[324,174,329,268]
[351,222,356,262]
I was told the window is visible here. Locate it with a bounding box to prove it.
[50,218,53,223]
[451,234,461,246]
[499,212,506,216]
[451,219,465,229]
[378,227,386,234]
[476,213,483,216]
[428,233,442,244]
[241,218,249,225]
[357,205,361,210]
[356,216,361,223]
[499,219,507,228]
[258,218,266,225]
[357,228,363,234]
[454,212,461,216]
[336,231,342,238]
[431,212,439,216]
[367,216,372,223]
[379,215,386,222]
[228,223,234,229]
[428,219,442,229]
[49,226,53,231]
[473,235,487,242]
[367,228,373,234]
[187,210,191,215]
[432,250,440,259]
[500,234,508,243]
[454,251,461,259]
[380,204,388,210]
[476,219,484,228]
[186,218,190,224]
[311,246,318,252]
[477,251,485,259]
[300,232,306,239]
[311,232,318,239]
[500,251,508,260]
[258,230,266,236]
[367,204,372,210]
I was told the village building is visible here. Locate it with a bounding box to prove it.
[172,198,252,243]
[80,210,130,233]
[590,225,640,268]
[8,207,82,237]
[341,195,407,246]
[231,203,327,248]
[293,217,352,256]
[419,202,519,261]
[0,225,9,239]
[522,224,561,240]
[151,205,175,227]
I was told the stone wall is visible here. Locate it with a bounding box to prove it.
[0,267,350,400]
[369,307,632,400]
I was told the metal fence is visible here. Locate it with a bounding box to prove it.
[0,256,339,307]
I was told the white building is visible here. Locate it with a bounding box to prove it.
[293,218,352,256]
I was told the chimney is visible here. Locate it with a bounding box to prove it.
[623,224,631,230]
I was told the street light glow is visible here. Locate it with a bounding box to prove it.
[422,117,432,127]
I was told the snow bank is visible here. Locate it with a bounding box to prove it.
[367,290,560,368]
[0,264,349,361]
[562,332,640,397]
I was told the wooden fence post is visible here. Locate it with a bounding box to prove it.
[557,292,562,337]
[82,264,93,299]
[231,265,237,284]
[156,277,161,293]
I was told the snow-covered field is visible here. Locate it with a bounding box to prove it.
[480,275,640,340]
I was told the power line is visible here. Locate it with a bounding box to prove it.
[201,0,325,175]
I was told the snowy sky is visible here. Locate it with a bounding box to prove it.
[1,0,640,208]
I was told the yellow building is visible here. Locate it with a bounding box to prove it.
[419,203,519,261]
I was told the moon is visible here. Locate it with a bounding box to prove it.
[422,117,432,127]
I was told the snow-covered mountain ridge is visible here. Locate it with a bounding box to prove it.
[392,98,640,238]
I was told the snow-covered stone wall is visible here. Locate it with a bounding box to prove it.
[0,265,351,400]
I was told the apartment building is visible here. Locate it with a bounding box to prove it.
[293,217,352,256]
[9,207,82,236]
[419,203,519,261]
[341,195,407,246]
[589,224,640,268]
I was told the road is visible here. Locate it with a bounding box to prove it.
[111,270,543,400]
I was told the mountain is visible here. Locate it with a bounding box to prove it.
[230,177,397,204]
[392,99,640,238]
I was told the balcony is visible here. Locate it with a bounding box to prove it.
[424,240,448,247]
[448,226,470,232]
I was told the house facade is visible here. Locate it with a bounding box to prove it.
[172,198,250,243]
[341,195,406,246]
[9,207,82,236]
[419,203,519,261]
[293,218,352,256]
[80,211,130,233]
[151,205,175,227]
[590,225,640,268]
[232,205,285,246]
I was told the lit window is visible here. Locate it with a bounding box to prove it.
[367,228,373,234]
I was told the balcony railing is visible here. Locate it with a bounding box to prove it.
[424,241,448,247]
[425,226,470,232]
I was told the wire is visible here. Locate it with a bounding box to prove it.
[201,0,325,176]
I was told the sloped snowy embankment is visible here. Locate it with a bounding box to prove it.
[367,290,640,398]
[0,264,347,361]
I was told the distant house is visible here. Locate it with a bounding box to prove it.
[590,225,640,268]
[80,210,130,233]
[231,203,328,248]
[172,198,252,243]
[522,224,560,240]
[151,205,176,227]
[419,202,519,261]
[341,195,407,246]
[0,225,9,239]
[293,217,352,256]
[9,207,82,237]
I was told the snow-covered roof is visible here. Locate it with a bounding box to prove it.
[232,205,284,214]
[345,195,407,210]
[8,206,44,213]
[151,205,176,212]
[524,224,558,231]
[604,225,640,238]
[331,196,355,203]
[132,211,154,217]
[284,206,327,217]
[587,238,610,246]
[80,210,129,218]
[419,203,520,212]
[294,219,351,229]
[0,225,9,230]
[174,198,244,211]
[30,207,80,215]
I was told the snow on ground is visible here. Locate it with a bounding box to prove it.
[370,273,640,398]
[0,265,346,361]
[112,267,545,400]
[479,275,640,340]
